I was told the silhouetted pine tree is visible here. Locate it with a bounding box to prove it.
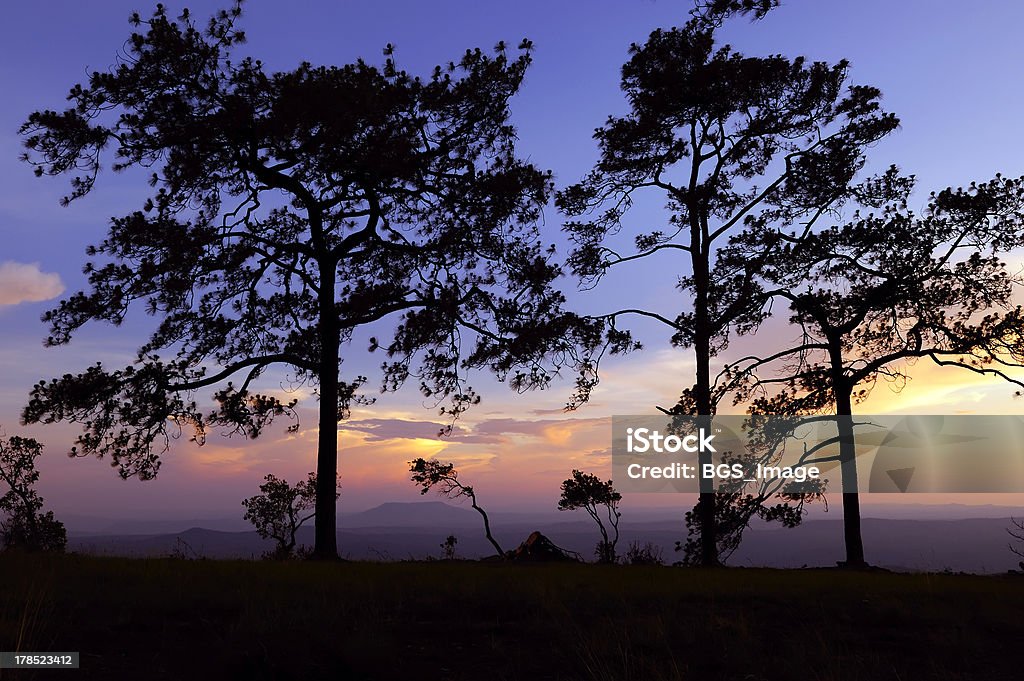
[19,3,599,559]
[725,173,1024,566]
[557,1,897,565]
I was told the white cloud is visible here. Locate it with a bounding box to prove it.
[0,261,64,306]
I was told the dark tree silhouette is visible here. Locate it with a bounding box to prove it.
[556,2,897,564]
[557,469,621,563]
[0,433,67,553]
[242,472,336,559]
[692,0,779,25]
[439,534,458,560]
[19,4,597,558]
[727,173,1024,566]
[409,457,503,557]
[674,431,826,564]
[1009,517,1024,561]
[624,540,665,566]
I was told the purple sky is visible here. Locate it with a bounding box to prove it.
[2,1,1024,524]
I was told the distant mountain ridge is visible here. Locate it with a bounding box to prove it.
[59,500,1024,536]
[339,501,480,527]
[65,506,1024,573]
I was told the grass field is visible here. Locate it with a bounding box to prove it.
[0,553,1021,680]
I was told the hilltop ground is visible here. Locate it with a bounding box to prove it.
[0,553,1021,680]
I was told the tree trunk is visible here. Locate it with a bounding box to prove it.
[693,239,718,567]
[608,506,620,557]
[312,262,340,560]
[829,337,866,567]
[595,512,612,563]
[470,496,504,557]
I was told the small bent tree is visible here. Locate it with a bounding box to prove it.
[409,457,503,557]
[0,434,67,553]
[558,470,621,563]
[20,4,599,559]
[242,472,336,559]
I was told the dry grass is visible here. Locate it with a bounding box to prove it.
[0,554,1020,680]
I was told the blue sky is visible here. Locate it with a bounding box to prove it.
[2,1,1024,520]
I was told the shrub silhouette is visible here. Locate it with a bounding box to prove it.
[625,541,665,566]
[0,433,66,553]
[242,472,337,559]
[439,535,458,561]
[558,470,621,563]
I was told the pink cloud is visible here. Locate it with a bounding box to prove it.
[474,416,610,439]
[0,261,64,306]
[340,417,504,444]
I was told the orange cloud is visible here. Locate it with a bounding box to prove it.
[855,358,1024,415]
